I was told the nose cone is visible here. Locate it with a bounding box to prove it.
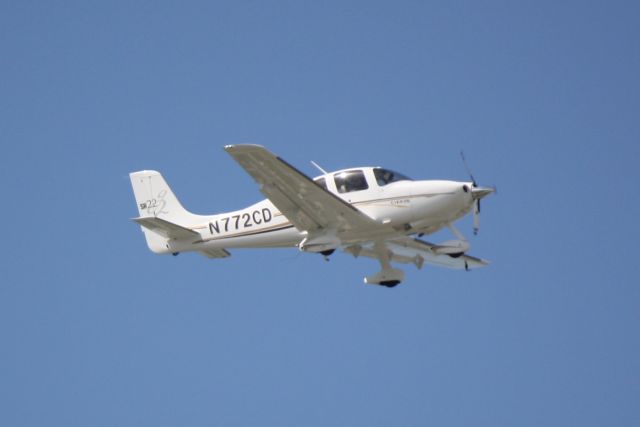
[471,186,495,200]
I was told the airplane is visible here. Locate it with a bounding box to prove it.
[129,145,494,287]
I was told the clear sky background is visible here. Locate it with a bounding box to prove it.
[1,1,639,426]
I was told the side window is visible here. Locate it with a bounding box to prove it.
[334,170,369,194]
[314,177,327,190]
[374,168,412,186]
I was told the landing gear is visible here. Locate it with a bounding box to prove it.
[320,249,335,261]
[431,224,470,256]
[380,280,401,288]
[364,268,405,287]
[363,241,405,287]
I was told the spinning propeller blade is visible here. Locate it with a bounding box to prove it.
[473,200,480,235]
[460,150,477,187]
[461,151,494,235]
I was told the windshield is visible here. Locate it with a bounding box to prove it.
[373,168,412,186]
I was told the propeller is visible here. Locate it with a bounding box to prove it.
[473,196,480,235]
[460,151,494,235]
[460,151,477,187]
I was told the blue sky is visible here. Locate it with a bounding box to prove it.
[1,1,639,426]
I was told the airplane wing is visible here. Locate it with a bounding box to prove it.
[224,145,384,238]
[344,236,489,270]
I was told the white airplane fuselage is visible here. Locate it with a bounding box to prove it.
[149,169,474,255]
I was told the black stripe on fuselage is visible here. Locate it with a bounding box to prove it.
[353,192,456,207]
[195,223,296,243]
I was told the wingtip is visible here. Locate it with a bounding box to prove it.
[475,258,491,267]
[224,144,265,152]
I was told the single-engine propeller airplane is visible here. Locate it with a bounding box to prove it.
[129,145,494,287]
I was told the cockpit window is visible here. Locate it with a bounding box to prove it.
[334,170,369,194]
[374,168,412,186]
[314,177,327,190]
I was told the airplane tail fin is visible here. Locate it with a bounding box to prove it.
[129,170,199,253]
[129,170,197,222]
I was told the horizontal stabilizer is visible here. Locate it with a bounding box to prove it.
[198,248,231,259]
[133,217,198,239]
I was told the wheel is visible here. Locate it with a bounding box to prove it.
[380,280,401,288]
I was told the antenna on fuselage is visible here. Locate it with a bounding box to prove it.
[310,160,328,175]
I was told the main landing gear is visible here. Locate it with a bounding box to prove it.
[320,249,335,261]
[364,241,405,288]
